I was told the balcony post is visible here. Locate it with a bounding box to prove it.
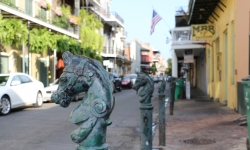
[27,21,30,75]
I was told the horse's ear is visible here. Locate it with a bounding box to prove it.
[62,51,73,66]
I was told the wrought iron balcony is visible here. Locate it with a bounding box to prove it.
[110,12,124,24]
[89,6,124,25]
[172,27,191,45]
[0,0,79,37]
[116,48,124,56]
[175,6,188,16]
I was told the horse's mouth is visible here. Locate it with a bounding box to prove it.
[51,91,71,108]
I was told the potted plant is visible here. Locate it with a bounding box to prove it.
[38,0,51,11]
[52,5,71,29]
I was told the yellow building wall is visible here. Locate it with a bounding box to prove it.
[235,0,250,82]
[206,0,237,109]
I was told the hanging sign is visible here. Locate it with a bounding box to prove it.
[184,50,194,63]
[191,24,215,41]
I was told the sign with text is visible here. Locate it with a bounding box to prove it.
[191,24,215,41]
[184,50,194,63]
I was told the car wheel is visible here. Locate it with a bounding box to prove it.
[34,92,43,107]
[0,96,11,116]
[130,83,133,89]
[73,95,79,102]
[112,83,116,93]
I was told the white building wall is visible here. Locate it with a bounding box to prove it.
[130,40,141,74]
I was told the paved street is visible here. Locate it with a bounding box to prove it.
[0,83,161,150]
[1,83,248,150]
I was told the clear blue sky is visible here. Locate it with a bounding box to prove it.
[110,0,189,61]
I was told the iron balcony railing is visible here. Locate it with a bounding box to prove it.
[111,12,124,24]
[175,6,188,16]
[93,6,124,24]
[172,27,192,45]
[102,47,125,56]
[103,46,107,53]
[123,31,127,38]
[116,48,124,56]
[0,0,78,35]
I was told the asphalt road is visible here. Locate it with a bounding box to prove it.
[0,83,161,150]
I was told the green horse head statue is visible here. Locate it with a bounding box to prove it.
[132,73,154,105]
[51,51,115,150]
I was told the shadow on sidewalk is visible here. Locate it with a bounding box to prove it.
[152,87,248,150]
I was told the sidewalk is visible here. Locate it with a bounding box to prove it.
[152,87,248,150]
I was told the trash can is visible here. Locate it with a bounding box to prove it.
[242,76,250,150]
[174,79,184,100]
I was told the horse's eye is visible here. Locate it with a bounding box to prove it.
[59,77,67,83]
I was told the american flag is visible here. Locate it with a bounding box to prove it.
[150,10,162,35]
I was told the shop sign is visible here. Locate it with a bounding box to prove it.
[191,24,215,41]
[184,50,194,63]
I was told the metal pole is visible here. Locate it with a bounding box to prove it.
[140,104,153,150]
[27,21,30,75]
[158,80,166,146]
[169,77,175,115]
[133,74,154,150]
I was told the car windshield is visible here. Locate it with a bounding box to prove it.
[123,75,131,79]
[0,76,9,86]
[130,75,137,79]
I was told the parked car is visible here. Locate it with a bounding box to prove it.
[153,76,158,83]
[42,79,85,102]
[121,74,137,89]
[0,73,44,115]
[158,76,163,81]
[109,72,122,92]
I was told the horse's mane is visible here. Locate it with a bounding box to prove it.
[69,54,113,96]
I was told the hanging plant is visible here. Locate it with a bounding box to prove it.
[54,9,62,16]
[0,0,16,8]
[0,17,28,47]
[56,35,70,53]
[79,9,103,29]
[38,0,51,11]
[68,38,81,55]
[68,15,79,26]
[80,26,104,55]
[52,5,71,29]
[30,28,55,53]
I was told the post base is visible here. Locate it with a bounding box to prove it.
[247,138,250,150]
[76,143,109,150]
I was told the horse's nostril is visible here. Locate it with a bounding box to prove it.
[61,99,70,108]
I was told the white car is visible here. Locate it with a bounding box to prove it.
[42,79,85,102]
[0,73,44,115]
